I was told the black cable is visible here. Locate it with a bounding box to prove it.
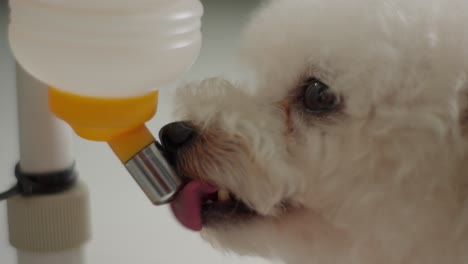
[0,185,19,201]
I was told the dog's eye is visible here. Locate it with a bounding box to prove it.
[302,78,338,113]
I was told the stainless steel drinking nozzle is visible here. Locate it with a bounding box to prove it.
[124,142,182,205]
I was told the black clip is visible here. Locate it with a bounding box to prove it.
[0,163,77,201]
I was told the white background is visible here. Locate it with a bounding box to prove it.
[0,0,272,263]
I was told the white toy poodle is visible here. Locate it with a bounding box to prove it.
[159,0,468,263]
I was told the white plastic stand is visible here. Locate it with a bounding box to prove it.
[7,65,91,264]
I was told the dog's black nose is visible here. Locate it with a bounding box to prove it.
[159,122,196,153]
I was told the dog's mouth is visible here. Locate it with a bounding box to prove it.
[170,180,257,231]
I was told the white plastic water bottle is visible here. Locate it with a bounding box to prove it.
[9,0,202,97]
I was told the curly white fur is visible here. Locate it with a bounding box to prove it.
[172,0,468,263]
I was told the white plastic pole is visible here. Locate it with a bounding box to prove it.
[8,65,90,264]
[16,65,74,173]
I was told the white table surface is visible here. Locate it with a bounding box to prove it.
[0,0,271,263]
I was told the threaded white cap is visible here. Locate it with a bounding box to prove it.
[7,181,91,253]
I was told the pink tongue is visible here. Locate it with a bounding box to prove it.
[170,181,219,231]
